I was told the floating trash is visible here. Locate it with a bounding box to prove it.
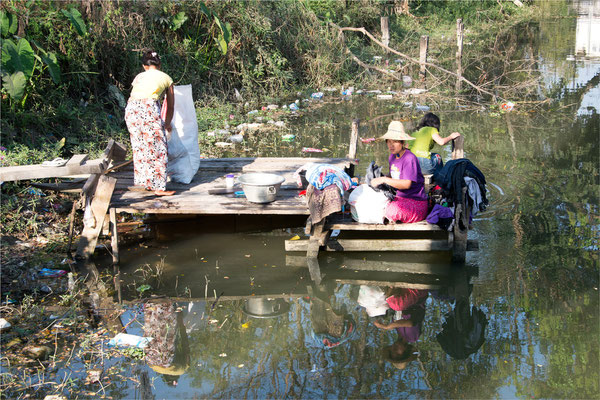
[360,137,376,143]
[108,333,152,348]
[266,104,279,110]
[274,121,286,128]
[289,103,299,111]
[415,104,431,112]
[311,92,324,99]
[501,102,515,111]
[282,134,295,142]
[38,268,67,278]
[215,142,234,148]
[247,110,258,115]
[402,75,413,87]
[404,88,428,95]
[302,147,323,153]
[228,134,244,143]
[377,94,393,100]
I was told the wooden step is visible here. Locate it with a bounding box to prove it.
[285,238,478,252]
[326,220,441,231]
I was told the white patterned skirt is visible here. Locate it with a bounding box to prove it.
[124,99,168,191]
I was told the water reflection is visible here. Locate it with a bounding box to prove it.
[120,262,485,398]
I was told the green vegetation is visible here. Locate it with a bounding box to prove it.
[0,0,541,163]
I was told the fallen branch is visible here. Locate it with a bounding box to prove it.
[331,23,506,102]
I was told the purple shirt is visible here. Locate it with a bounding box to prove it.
[388,150,427,201]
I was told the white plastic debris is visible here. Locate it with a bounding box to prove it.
[108,333,152,348]
[0,318,11,332]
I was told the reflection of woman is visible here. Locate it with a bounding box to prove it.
[143,302,190,386]
[409,113,461,175]
[308,285,355,348]
[370,121,428,223]
[374,288,428,370]
[125,50,175,196]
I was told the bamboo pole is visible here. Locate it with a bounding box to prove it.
[456,19,464,91]
[419,35,429,81]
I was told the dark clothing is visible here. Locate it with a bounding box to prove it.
[436,299,488,359]
[433,158,488,210]
[365,161,397,201]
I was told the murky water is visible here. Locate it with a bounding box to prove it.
[96,10,599,399]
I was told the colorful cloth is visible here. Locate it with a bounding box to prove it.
[125,99,168,191]
[305,163,352,196]
[385,196,429,223]
[388,150,426,201]
[129,69,173,100]
[306,184,343,224]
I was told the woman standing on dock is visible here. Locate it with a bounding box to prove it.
[370,121,428,223]
[125,50,175,196]
[410,113,461,175]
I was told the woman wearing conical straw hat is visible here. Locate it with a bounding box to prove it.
[369,121,428,223]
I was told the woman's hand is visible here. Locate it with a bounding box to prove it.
[370,177,387,187]
[450,132,461,140]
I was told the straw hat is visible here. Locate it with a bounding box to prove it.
[378,121,415,141]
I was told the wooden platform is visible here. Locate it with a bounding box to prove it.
[108,157,356,215]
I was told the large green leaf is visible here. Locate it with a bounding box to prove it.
[2,71,27,100]
[215,34,227,55]
[61,8,87,36]
[41,52,61,84]
[1,38,35,79]
[0,10,18,37]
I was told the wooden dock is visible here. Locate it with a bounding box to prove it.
[0,120,476,281]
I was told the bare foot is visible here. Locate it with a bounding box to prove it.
[154,190,176,196]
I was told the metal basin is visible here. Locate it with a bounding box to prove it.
[242,298,290,319]
[238,173,285,203]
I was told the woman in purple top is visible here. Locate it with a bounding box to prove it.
[370,121,429,223]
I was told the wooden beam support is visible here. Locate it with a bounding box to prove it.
[76,175,117,260]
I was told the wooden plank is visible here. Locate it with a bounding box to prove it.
[285,255,450,275]
[335,279,441,290]
[286,238,478,252]
[326,220,441,231]
[66,154,88,165]
[76,175,117,259]
[340,259,450,275]
[0,158,106,182]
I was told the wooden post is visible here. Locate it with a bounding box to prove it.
[347,119,360,178]
[381,17,390,51]
[456,19,464,91]
[419,35,429,81]
[109,207,119,265]
[451,135,464,160]
[348,119,359,160]
[452,187,469,263]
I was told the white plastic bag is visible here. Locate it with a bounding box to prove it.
[167,84,200,184]
[348,184,389,224]
[357,285,389,317]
